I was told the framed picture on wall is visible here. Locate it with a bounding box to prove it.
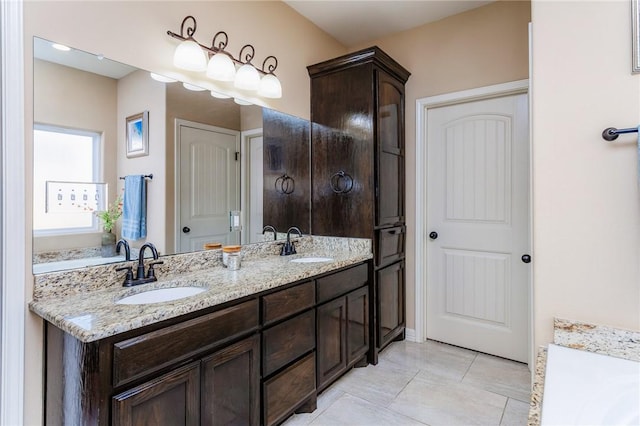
[633,0,639,73]
[126,111,149,158]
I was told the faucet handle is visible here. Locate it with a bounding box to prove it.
[116,266,135,286]
[146,261,164,279]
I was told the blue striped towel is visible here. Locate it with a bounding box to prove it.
[121,175,147,240]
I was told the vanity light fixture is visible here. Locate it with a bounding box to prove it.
[150,72,178,83]
[167,15,282,98]
[182,82,206,91]
[211,91,231,99]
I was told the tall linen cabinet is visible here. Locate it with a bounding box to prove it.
[308,47,410,362]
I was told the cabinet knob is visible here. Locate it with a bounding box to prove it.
[429,231,438,240]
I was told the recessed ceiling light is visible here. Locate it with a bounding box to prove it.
[51,43,71,52]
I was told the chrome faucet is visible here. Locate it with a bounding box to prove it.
[116,239,131,261]
[116,242,163,287]
[262,225,278,241]
[280,226,302,256]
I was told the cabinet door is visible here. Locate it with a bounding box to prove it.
[346,286,369,364]
[376,70,405,227]
[112,362,200,426]
[201,335,260,426]
[316,297,347,390]
[376,261,405,349]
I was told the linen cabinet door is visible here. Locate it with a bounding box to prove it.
[112,362,200,426]
[376,70,405,228]
[346,286,369,365]
[316,297,347,390]
[376,260,405,349]
[201,335,261,426]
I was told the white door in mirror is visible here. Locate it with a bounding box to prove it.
[116,287,206,305]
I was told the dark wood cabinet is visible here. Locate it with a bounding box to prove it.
[202,335,260,426]
[309,47,409,361]
[376,261,405,349]
[262,108,311,234]
[316,275,370,391]
[44,262,371,426]
[113,362,201,426]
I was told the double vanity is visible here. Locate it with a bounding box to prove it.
[30,236,379,425]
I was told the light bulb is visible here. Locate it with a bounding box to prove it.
[207,54,236,82]
[173,39,207,72]
[211,91,231,99]
[258,74,282,98]
[234,64,260,91]
[182,82,206,91]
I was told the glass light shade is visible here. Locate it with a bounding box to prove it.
[234,64,260,91]
[182,82,206,91]
[51,43,71,51]
[211,91,231,99]
[206,54,236,82]
[234,98,253,106]
[173,39,207,71]
[258,74,282,98]
[150,73,177,83]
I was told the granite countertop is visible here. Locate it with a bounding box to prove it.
[29,238,372,343]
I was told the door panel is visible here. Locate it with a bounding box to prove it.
[178,122,239,252]
[426,94,529,363]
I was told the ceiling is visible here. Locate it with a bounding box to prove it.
[284,0,494,47]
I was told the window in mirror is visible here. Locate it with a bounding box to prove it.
[33,124,102,235]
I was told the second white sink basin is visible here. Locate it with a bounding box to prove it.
[116,286,206,305]
[290,257,334,263]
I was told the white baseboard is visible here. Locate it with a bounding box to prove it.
[405,328,417,342]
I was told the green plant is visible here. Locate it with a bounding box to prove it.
[95,196,122,233]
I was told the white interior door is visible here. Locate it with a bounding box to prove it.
[426,94,529,362]
[177,121,240,252]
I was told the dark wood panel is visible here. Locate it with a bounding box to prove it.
[113,299,258,388]
[262,310,315,376]
[376,261,405,349]
[376,226,405,267]
[316,297,346,390]
[376,70,405,227]
[263,353,316,426]
[316,263,368,304]
[310,64,375,238]
[112,362,200,426]
[347,286,369,365]
[201,335,260,426]
[262,281,315,326]
[263,108,311,234]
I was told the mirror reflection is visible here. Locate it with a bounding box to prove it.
[32,37,310,274]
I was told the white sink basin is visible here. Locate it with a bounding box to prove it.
[290,257,334,263]
[116,286,206,305]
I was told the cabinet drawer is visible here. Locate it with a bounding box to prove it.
[316,263,368,304]
[113,299,258,388]
[376,226,405,267]
[262,281,315,325]
[263,310,315,376]
[263,352,316,426]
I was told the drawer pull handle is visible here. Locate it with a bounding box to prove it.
[330,171,353,194]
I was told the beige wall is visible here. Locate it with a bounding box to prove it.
[531,1,640,347]
[33,59,118,253]
[23,3,345,423]
[117,70,167,253]
[353,0,531,330]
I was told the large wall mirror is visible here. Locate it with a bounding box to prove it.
[32,37,310,274]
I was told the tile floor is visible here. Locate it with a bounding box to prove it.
[283,340,531,426]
